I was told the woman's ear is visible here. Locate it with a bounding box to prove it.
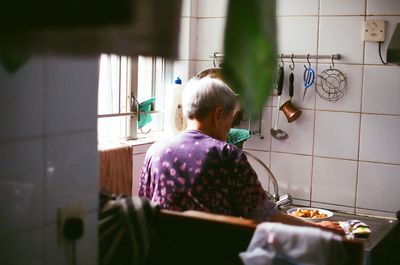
[213,106,224,122]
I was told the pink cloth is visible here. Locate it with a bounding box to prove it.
[99,145,133,196]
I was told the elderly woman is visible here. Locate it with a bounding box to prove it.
[139,76,343,233]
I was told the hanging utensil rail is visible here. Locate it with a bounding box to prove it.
[209,52,342,60]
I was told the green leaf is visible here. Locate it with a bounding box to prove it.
[1,54,30,73]
[222,0,277,120]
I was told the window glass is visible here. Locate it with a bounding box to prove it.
[97,54,169,141]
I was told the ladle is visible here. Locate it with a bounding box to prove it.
[271,66,289,140]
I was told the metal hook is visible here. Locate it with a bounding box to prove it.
[280,53,285,66]
[131,93,140,122]
[330,54,335,70]
[138,110,152,134]
[289,54,295,71]
[306,54,311,68]
[212,52,217,67]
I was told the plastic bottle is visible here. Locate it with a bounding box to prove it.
[164,77,187,135]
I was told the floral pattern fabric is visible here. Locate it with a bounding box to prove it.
[139,130,268,217]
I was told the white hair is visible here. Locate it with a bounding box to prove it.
[182,76,237,120]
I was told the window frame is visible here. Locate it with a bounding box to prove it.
[97,54,171,142]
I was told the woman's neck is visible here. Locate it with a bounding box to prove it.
[186,118,216,138]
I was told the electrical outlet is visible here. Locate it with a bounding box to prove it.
[364,20,386,42]
[58,204,84,245]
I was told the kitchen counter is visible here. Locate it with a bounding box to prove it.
[285,206,400,265]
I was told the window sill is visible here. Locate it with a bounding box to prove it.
[125,131,168,146]
[98,131,168,153]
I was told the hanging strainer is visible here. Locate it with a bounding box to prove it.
[315,57,348,103]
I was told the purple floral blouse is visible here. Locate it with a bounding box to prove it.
[138,130,268,217]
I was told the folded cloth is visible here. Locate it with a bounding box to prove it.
[239,222,347,265]
[228,128,251,148]
[339,220,371,238]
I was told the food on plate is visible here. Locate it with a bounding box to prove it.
[290,208,328,219]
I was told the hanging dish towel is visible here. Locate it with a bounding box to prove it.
[228,128,251,148]
[138,97,156,129]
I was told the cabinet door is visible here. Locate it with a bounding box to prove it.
[132,153,146,196]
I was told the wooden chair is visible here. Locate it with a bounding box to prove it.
[147,210,364,265]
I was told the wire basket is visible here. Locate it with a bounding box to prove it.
[315,68,348,103]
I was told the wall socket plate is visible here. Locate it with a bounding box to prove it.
[364,20,386,42]
[58,204,84,246]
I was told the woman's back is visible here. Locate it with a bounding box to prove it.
[139,129,266,217]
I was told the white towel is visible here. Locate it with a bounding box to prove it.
[239,222,347,265]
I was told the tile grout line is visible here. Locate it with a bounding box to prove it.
[245,148,400,167]
[309,0,322,206]
[353,0,369,215]
[268,107,273,195]
[42,54,48,265]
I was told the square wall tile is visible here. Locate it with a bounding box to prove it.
[271,152,312,201]
[367,0,400,15]
[243,107,272,151]
[277,17,318,56]
[276,0,319,16]
[292,199,311,207]
[181,0,191,17]
[271,109,314,156]
[178,18,190,60]
[0,139,44,236]
[0,56,44,140]
[245,150,270,192]
[316,63,362,112]
[45,131,99,222]
[364,16,400,65]
[1,229,44,265]
[196,18,226,60]
[198,0,228,18]
[312,157,357,207]
[356,208,395,218]
[363,65,400,115]
[319,16,365,64]
[314,111,360,160]
[188,18,198,60]
[357,162,400,213]
[76,210,98,265]
[360,114,400,164]
[311,202,355,213]
[45,56,99,134]
[181,0,198,17]
[320,0,366,15]
[178,18,197,60]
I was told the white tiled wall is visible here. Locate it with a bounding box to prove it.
[173,0,199,84]
[184,0,400,218]
[0,56,99,264]
[277,17,319,56]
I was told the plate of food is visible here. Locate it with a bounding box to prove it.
[287,207,333,222]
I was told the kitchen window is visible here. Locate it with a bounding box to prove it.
[97,54,171,141]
